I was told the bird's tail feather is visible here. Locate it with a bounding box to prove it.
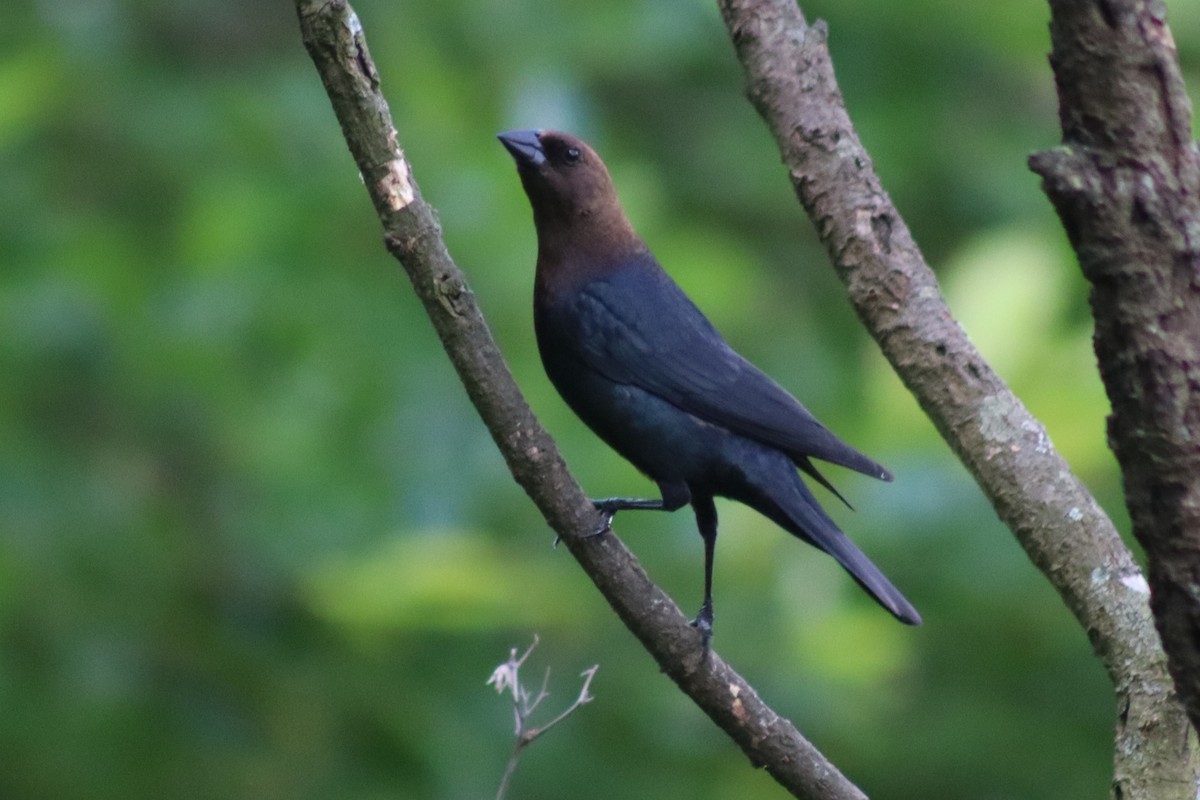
[805,517,922,625]
[749,468,921,625]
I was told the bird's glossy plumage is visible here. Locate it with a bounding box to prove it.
[499,128,920,640]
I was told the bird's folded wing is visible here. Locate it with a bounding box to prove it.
[573,266,891,481]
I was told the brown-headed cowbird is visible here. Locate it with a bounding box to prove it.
[498,128,920,642]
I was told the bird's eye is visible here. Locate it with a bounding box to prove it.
[564,146,582,164]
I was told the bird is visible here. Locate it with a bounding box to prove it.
[497,128,920,644]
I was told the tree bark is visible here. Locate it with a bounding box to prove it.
[294,1,870,797]
[1030,0,1200,752]
[718,0,1197,796]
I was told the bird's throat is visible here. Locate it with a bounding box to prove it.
[534,205,642,269]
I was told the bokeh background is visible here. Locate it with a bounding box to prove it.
[3,0,1199,797]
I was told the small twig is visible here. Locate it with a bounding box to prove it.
[520,665,598,745]
[488,637,597,800]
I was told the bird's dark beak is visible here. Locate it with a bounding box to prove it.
[497,129,546,167]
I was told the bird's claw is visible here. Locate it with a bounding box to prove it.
[552,503,615,548]
[589,513,614,538]
[589,500,617,538]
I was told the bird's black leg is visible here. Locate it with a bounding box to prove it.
[691,494,718,649]
[589,481,690,536]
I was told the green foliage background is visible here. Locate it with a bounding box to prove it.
[2,0,1198,797]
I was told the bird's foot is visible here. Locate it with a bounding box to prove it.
[553,500,622,547]
[589,499,620,537]
[589,497,666,535]
[690,601,714,652]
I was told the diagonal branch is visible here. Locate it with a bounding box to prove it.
[294,0,869,797]
[716,0,1195,797]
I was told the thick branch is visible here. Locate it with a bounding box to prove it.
[717,0,1195,796]
[294,1,867,797]
[1030,0,1200,745]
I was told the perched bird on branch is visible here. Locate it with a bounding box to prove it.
[498,128,920,644]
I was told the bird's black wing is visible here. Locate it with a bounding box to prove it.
[571,258,892,481]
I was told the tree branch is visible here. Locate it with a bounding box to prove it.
[716,0,1196,796]
[1029,0,1200,750]
[294,1,870,797]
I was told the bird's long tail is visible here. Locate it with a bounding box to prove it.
[740,454,921,625]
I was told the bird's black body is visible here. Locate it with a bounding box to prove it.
[499,128,920,641]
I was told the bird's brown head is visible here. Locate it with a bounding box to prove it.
[498,129,641,264]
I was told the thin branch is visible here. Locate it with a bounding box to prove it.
[716,0,1195,797]
[294,1,869,797]
[495,746,521,800]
